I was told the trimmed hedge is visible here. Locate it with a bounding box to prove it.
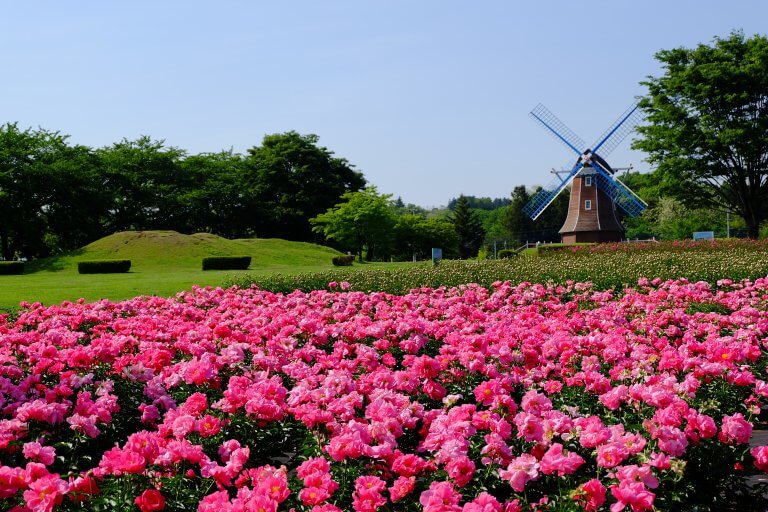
[78,260,131,274]
[332,255,355,266]
[202,256,251,271]
[0,261,24,275]
[497,249,518,259]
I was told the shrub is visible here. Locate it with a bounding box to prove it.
[78,260,131,274]
[497,249,518,259]
[0,261,24,275]
[331,255,355,266]
[202,256,251,271]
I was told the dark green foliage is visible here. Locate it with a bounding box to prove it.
[311,187,396,261]
[496,249,517,259]
[0,261,23,275]
[245,131,366,241]
[332,255,354,266]
[634,30,768,238]
[447,195,511,211]
[450,196,485,259]
[201,256,251,271]
[77,260,131,274]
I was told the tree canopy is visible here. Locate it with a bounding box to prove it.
[634,30,768,238]
[245,132,366,241]
[310,187,396,262]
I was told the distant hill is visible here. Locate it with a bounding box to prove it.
[33,231,345,271]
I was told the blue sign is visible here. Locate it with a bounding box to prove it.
[692,231,715,241]
[431,248,442,266]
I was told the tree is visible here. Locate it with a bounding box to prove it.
[98,136,187,233]
[311,187,396,261]
[0,123,107,259]
[634,31,768,238]
[393,214,458,261]
[449,196,485,259]
[179,151,248,237]
[504,186,533,244]
[245,132,365,241]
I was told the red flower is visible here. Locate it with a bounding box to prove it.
[135,489,165,512]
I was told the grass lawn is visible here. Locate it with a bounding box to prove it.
[0,231,411,313]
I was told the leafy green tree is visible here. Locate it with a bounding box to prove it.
[449,195,485,258]
[179,151,248,237]
[0,123,107,259]
[98,136,187,232]
[634,31,768,238]
[393,214,458,260]
[311,187,395,261]
[245,132,365,241]
[504,186,533,244]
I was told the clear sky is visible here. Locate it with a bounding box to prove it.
[2,1,766,207]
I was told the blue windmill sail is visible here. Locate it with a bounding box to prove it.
[522,161,583,220]
[523,102,647,220]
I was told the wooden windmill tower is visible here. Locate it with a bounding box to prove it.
[522,103,647,243]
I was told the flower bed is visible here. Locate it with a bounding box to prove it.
[1,277,768,511]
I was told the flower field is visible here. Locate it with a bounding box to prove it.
[2,275,768,511]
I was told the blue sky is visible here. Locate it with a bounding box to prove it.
[2,1,766,207]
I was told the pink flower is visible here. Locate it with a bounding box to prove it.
[300,486,331,506]
[540,443,585,476]
[751,446,768,471]
[718,413,752,445]
[446,456,475,487]
[514,412,544,443]
[573,478,606,512]
[23,475,68,512]
[610,481,655,512]
[22,442,55,466]
[389,476,415,502]
[596,443,628,468]
[498,453,539,492]
[463,492,502,512]
[419,481,461,512]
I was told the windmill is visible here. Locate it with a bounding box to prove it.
[522,103,648,243]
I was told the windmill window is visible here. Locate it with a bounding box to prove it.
[584,200,592,210]
[585,176,592,186]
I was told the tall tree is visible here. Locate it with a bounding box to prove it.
[98,136,187,232]
[245,132,365,241]
[393,214,458,261]
[634,30,768,238]
[0,123,105,259]
[504,186,533,244]
[449,195,485,259]
[179,151,248,237]
[311,187,395,261]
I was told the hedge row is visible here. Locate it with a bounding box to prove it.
[0,261,24,275]
[77,260,131,274]
[332,255,355,266]
[202,256,251,271]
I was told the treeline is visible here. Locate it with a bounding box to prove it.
[1,121,755,263]
[0,124,364,260]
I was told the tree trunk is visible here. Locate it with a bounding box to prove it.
[747,222,760,239]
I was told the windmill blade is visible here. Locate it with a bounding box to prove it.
[590,103,643,157]
[522,162,583,220]
[530,104,586,156]
[591,161,648,217]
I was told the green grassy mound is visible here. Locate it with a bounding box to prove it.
[27,230,343,272]
[0,231,348,311]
